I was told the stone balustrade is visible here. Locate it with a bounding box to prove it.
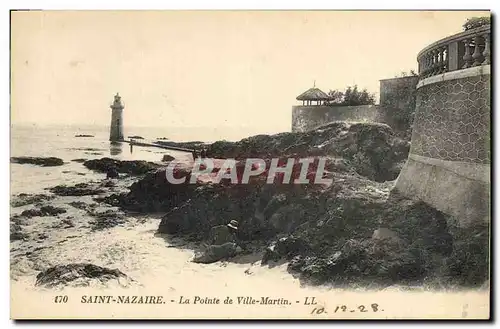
[417,25,491,78]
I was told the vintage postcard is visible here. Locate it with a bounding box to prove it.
[10,10,491,320]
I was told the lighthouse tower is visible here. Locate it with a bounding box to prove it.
[109,93,124,141]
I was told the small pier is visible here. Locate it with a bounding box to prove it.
[124,139,197,157]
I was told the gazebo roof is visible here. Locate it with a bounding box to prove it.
[296,87,330,101]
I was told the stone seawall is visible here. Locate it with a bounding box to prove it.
[395,66,491,227]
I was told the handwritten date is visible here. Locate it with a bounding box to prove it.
[311,303,381,315]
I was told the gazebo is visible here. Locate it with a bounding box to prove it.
[296,84,330,106]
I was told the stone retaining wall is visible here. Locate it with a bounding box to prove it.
[395,66,491,227]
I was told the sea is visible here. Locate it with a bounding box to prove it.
[9,123,489,319]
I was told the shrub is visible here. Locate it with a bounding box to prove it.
[395,70,418,78]
[462,16,491,31]
[325,85,376,106]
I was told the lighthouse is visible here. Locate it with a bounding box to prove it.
[109,93,124,141]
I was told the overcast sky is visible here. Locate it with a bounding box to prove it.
[11,10,489,132]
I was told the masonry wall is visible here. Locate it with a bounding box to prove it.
[380,76,419,110]
[291,76,419,134]
[394,66,491,227]
[291,105,381,132]
[378,76,419,138]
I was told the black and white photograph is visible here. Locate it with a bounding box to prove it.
[9,9,491,319]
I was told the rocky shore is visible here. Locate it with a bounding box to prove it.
[10,121,489,289]
[106,122,488,288]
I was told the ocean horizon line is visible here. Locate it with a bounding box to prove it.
[10,122,287,131]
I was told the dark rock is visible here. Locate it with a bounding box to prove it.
[389,201,454,257]
[40,205,67,216]
[52,218,75,229]
[158,200,199,235]
[285,200,455,286]
[35,263,128,288]
[324,157,352,173]
[102,180,116,187]
[10,223,28,241]
[10,215,27,226]
[444,222,489,287]
[106,168,119,179]
[61,170,87,176]
[151,168,486,287]
[262,236,311,265]
[20,209,43,217]
[11,156,64,167]
[48,183,105,196]
[275,236,310,258]
[74,134,94,137]
[118,168,195,213]
[161,154,176,162]
[131,122,410,217]
[71,158,87,163]
[261,245,281,264]
[88,210,126,231]
[372,228,401,241]
[37,233,49,241]
[94,194,125,207]
[268,204,305,234]
[68,201,97,211]
[288,253,345,285]
[157,183,252,238]
[11,193,55,207]
[206,122,407,182]
[18,205,66,218]
[83,158,160,176]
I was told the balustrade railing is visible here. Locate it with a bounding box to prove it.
[417,25,491,78]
